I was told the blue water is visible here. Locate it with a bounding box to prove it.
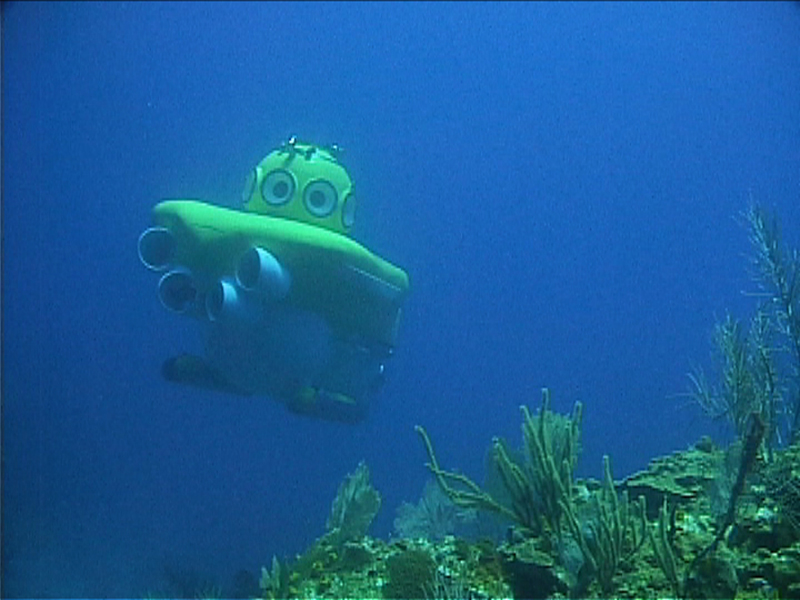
[3,1,799,597]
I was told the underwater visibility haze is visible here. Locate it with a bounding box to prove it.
[2,1,800,597]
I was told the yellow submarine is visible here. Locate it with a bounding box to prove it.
[137,138,410,422]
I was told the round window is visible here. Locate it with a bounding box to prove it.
[303,180,338,217]
[241,168,257,204]
[342,193,357,229]
[261,169,296,206]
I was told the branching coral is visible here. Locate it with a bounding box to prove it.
[690,203,800,450]
[512,388,582,539]
[648,497,682,598]
[688,313,763,438]
[564,455,647,594]
[416,388,581,538]
[745,203,800,442]
[417,389,645,595]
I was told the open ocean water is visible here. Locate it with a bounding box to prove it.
[2,1,800,597]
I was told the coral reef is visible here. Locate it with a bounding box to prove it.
[255,432,800,599]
